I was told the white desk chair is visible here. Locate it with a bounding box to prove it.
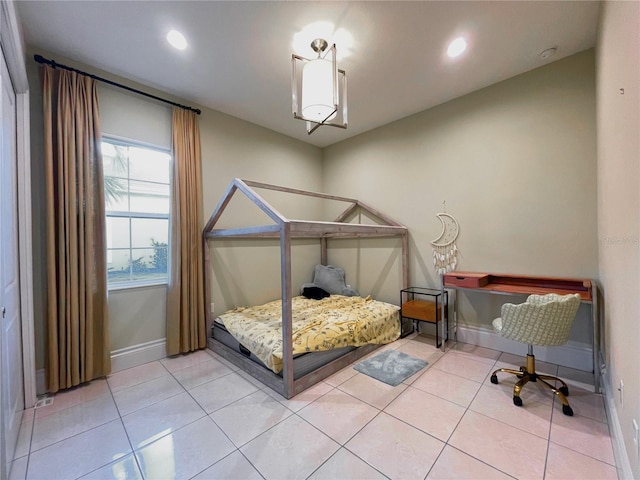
[490,293,581,416]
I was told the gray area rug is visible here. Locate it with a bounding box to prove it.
[354,349,428,386]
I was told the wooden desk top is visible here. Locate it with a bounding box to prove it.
[443,271,593,302]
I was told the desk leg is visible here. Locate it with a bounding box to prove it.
[439,284,454,352]
[453,290,458,342]
[440,281,446,352]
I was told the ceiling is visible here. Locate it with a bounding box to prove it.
[16,1,600,148]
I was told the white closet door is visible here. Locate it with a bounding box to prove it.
[0,46,23,478]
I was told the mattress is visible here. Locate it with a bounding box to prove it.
[212,320,355,379]
[216,294,400,374]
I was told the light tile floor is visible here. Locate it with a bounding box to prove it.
[9,335,618,480]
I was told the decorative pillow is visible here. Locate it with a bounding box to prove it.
[301,286,330,300]
[309,264,360,297]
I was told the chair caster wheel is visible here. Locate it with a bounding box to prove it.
[559,386,569,396]
[513,395,523,407]
[562,404,574,416]
[490,374,498,384]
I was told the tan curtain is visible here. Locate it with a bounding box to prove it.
[166,108,206,355]
[42,66,110,393]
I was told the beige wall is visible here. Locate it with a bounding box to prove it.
[27,50,323,371]
[324,50,598,338]
[198,109,324,313]
[597,1,640,476]
[108,286,167,351]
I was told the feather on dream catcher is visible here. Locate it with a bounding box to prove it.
[430,210,460,276]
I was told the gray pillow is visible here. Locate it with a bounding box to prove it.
[311,264,360,297]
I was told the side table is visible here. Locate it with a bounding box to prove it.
[400,287,448,348]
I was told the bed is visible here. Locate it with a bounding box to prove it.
[203,179,409,398]
[215,294,400,375]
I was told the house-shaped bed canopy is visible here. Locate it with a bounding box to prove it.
[203,178,409,398]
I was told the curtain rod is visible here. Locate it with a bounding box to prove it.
[34,54,201,115]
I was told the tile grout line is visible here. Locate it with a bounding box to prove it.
[26,393,119,452]
[20,410,36,480]
[108,356,228,476]
[124,356,230,477]
[99,358,206,479]
[310,351,447,479]
[430,353,517,479]
[24,379,135,479]
[194,357,309,480]
[163,352,268,479]
[302,343,458,478]
[103,373,145,480]
[294,401,381,480]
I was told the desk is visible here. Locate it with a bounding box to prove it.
[442,272,601,392]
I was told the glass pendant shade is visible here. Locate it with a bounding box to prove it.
[301,58,336,122]
[291,39,347,135]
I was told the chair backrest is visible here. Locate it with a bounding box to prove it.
[499,293,582,346]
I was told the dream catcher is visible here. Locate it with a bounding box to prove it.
[430,209,460,276]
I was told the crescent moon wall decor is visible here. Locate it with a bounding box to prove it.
[430,212,460,275]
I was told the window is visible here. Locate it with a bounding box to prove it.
[102,139,171,287]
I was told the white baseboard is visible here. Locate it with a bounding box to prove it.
[110,339,167,373]
[601,367,634,479]
[456,324,592,372]
[35,339,167,394]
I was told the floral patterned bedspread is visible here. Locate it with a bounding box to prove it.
[218,295,400,373]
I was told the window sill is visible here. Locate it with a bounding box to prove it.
[108,280,168,292]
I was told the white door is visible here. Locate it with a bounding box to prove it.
[0,47,23,478]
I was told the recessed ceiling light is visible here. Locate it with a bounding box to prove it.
[447,37,467,58]
[167,30,187,50]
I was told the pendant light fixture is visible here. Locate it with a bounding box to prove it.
[291,38,347,135]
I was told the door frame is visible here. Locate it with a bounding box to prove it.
[0,1,36,409]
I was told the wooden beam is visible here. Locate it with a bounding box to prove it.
[207,338,285,395]
[320,237,327,265]
[203,238,212,334]
[234,178,288,225]
[291,343,381,396]
[207,338,382,399]
[280,224,294,398]
[289,220,406,236]
[206,224,281,238]
[203,182,237,233]
[333,203,359,223]
[356,199,406,227]
[243,179,359,204]
[206,222,407,239]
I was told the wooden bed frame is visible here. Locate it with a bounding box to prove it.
[203,178,408,398]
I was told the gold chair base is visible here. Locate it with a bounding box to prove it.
[490,353,574,416]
